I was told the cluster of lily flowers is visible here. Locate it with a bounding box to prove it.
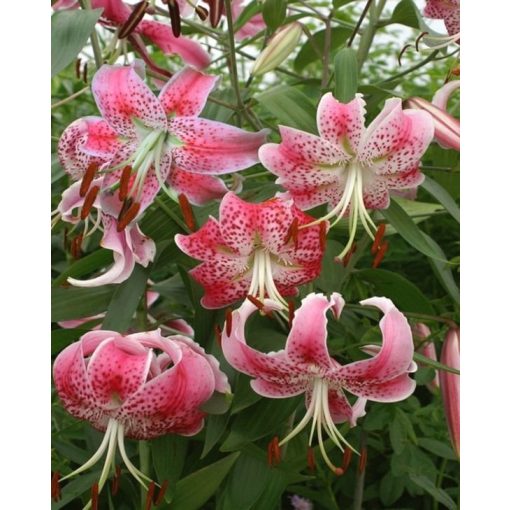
[51,0,460,507]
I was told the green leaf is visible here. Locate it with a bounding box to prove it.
[389,413,408,455]
[417,438,457,460]
[51,9,103,77]
[151,435,187,501]
[390,0,420,28]
[51,286,115,322]
[294,27,351,71]
[52,250,112,287]
[101,265,149,332]
[263,0,287,31]
[379,471,405,506]
[421,175,460,223]
[201,414,229,458]
[355,269,435,315]
[52,327,98,356]
[381,199,447,261]
[408,474,458,509]
[170,453,240,510]
[334,47,358,102]
[200,391,232,415]
[413,352,460,375]
[51,471,99,510]
[256,85,317,133]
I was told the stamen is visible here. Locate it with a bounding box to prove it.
[144,481,156,510]
[372,241,389,268]
[154,480,169,505]
[267,438,274,467]
[195,5,208,20]
[415,31,429,52]
[178,194,196,231]
[71,234,83,259]
[272,436,281,464]
[51,472,61,502]
[319,221,328,251]
[119,166,132,201]
[119,1,149,39]
[214,324,222,347]
[91,482,99,510]
[111,465,121,496]
[75,58,81,79]
[247,295,266,311]
[370,224,386,255]
[117,201,141,231]
[341,242,356,267]
[80,185,100,220]
[80,162,99,197]
[283,218,299,249]
[341,447,353,473]
[306,447,316,471]
[397,44,413,66]
[83,62,88,84]
[167,0,181,37]
[288,300,295,329]
[358,447,367,473]
[225,308,233,337]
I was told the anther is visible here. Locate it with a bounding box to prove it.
[144,481,156,510]
[306,447,316,472]
[225,308,233,337]
[79,162,99,198]
[195,5,208,21]
[247,295,265,311]
[341,242,357,267]
[167,0,181,38]
[111,465,121,496]
[80,185,100,220]
[319,221,328,251]
[83,62,88,84]
[398,44,413,66]
[415,31,429,51]
[267,438,274,467]
[372,241,389,268]
[178,194,196,231]
[272,436,281,464]
[370,223,386,255]
[284,218,299,249]
[119,0,149,39]
[117,201,141,231]
[214,324,222,347]
[119,165,132,201]
[91,482,99,510]
[75,58,81,79]
[154,480,169,505]
[208,0,224,28]
[334,466,345,476]
[71,234,83,259]
[341,447,353,473]
[51,471,61,502]
[358,447,367,474]
[288,300,295,329]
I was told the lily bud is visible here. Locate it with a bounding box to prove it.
[414,323,440,392]
[439,328,460,457]
[405,94,460,151]
[251,22,303,76]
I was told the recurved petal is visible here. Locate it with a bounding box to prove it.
[170,117,269,174]
[432,80,460,111]
[92,64,167,138]
[175,217,227,260]
[159,67,218,117]
[138,20,211,69]
[256,197,294,253]
[251,378,308,398]
[332,297,415,401]
[58,177,102,223]
[359,98,434,174]
[327,389,367,426]
[129,223,156,266]
[317,93,366,154]
[286,293,341,369]
[168,167,228,206]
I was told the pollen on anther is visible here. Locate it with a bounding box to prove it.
[372,241,389,268]
[80,185,100,220]
[370,223,386,255]
[144,481,156,510]
[79,162,99,198]
[178,194,196,231]
[154,480,169,505]
[225,308,233,337]
[306,447,316,472]
[358,447,368,474]
[91,482,99,510]
[119,166,132,201]
[51,471,61,502]
[117,201,141,231]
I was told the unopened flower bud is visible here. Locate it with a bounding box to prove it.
[251,22,303,76]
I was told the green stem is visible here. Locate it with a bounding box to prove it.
[51,86,90,109]
[347,0,375,47]
[353,432,367,510]
[433,458,449,510]
[138,441,150,508]
[321,13,333,90]
[337,234,371,290]
[356,0,387,70]
[154,197,190,234]
[79,0,103,68]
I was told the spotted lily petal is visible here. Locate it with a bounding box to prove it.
[168,167,228,206]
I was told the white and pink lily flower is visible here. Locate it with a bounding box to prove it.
[259,93,434,259]
[424,0,460,40]
[57,179,155,287]
[58,64,269,230]
[221,293,416,472]
[175,192,327,310]
[231,0,266,41]
[53,0,210,69]
[414,323,440,391]
[53,329,230,507]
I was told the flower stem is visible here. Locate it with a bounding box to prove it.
[51,86,90,109]
[79,0,104,68]
[356,0,387,70]
[347,0,374,47]
[353,431,367,510]
[138,440,151,508]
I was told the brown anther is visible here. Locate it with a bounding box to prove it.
[341,447,353,473]
[144,481,156,510]
[119,1,149,39]
[178,194,196,231]
[119,165,132,201]
[267,438,274,467]
[154,480,169,505]
[334,466,345,476]
[51,471,61,502]
[111,465,121,496]
[79,162,99,198]
[246,294,265,311]
[71,234,84,259]
[117,201,141,231]
[225,308,233,337]
[167,0,181,38]
[207,0,224,28]
[272,436,281,464]
[83,62,88,84]
[75,58,82,79]
[80,185,100,220]
[288,300,295,329]
[370,223,386,255]
[306,447,316,472]
[397,44,413,66]
[319,221,328,251]
[341,242,357,267]
[451,65,460,76]
[372,241,389,268]
[214,324,222,347]
[415,31,429,51]
[283,218,299,250]
[358,447,367,474]
[91,482,99,510]
[195,5,208,21]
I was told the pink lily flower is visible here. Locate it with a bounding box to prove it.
[53,329,230,505]
[414,323,440,391]
[58,64,269,230]
[424,0,460,39]
[57,178,155,287]
[175,192,327,309]
[405,80,460,151]
[259,93,434,258]
[221,293,416,472]
[439,328,460,457]
[53,0,210,69]
[231,0,266,41]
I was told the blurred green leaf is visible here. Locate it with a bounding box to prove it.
[52,286,115,322]
[52,250,112,287]
[263,0,287,31]
[409,474,458,509]
[379,471,405,506]
[389,0,420,28]
[421,175,460,223]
